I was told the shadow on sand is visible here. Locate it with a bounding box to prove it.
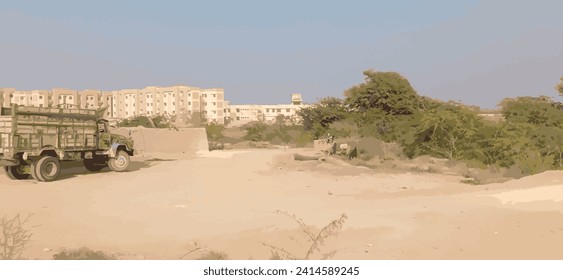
[56,160,157,181]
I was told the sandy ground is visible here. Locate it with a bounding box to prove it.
[1,148,562,260]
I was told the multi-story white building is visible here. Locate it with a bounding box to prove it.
[226,93,309,125]
[1,87,309,126]
[0,86,226,125]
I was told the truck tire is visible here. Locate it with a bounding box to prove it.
[30,161,41,181]
[36,156,61,182]
[3,164,31,180]
[83,159,106,172]
[108,150,130,172]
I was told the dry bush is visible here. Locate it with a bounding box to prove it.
[52,247,116,260]
[196,250,228,260]
[264,210,347,260]
[0,214,33,260]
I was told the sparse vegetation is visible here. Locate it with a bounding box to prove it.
[196,250,228,260]
[205,123,225,141]
[118,115,173,128]
[241,122,314,147]
[52,247,116,260]
[297,70,562,177]
[0,214,33,260]
[264,210,347,260]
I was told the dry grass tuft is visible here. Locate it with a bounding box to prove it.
[0,214,33,260]
[265,210,347,260]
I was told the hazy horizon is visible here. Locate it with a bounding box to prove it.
[1,0,562,109]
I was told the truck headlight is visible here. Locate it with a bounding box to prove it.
[3,149,13,159]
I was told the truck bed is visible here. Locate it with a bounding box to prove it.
[0,106,105,152]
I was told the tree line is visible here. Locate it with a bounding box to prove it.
[298,70,563,176]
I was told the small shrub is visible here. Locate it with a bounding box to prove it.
[205,124,225,141]
[294,132,314,147]
[264,210,347,260]
[197,251,228,260]
[53,247,116,260]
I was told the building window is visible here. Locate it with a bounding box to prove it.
[286,109,290,112]
[212,102,216,105]
[69,96,72,100]
[39,96,43,99]
[277,109,281,113]
[266,109,269,113]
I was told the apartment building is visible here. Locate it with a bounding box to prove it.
[0,88,15,107]
[52,88,78,107]
[1,86,308,126]
[226,93,308,125]
[226,104,265,123]
[0,86,225,124]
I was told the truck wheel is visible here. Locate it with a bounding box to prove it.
[83,159,106,172]
[30,161,42,181]
[3,164,31,180]
[108,151,130,172]
[36,156,61,182]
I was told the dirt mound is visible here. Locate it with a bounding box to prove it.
[112,127,208,155]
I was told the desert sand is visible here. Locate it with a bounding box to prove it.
[1,128,562,260]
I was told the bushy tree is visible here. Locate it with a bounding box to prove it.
[244,122,268,141]
[297,97,348,138]
[401,103,484,160]
[205,123,224,141]
[499,96,562,127]
[344,70,422,115]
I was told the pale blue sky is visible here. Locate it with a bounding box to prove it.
[1,0,562,108]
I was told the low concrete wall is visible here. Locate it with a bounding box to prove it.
[112,127,209,155]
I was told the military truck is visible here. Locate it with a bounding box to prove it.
[0,104,134,182]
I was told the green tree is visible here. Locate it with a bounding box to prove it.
[297,97,348,138]
[401,103,484,160]
[344,70,422,115]
[243,122,268,141]
[499,96,562,127]
[205,123,224,141]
